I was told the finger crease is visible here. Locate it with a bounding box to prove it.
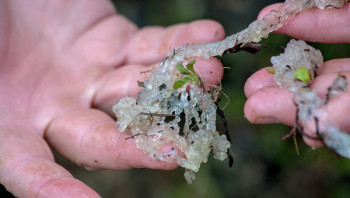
[35,175,73,198]
[4,154,53,184]
[76,118,112,166]
[313,7,321,31]
[345,3,350,29]
[70,12,116,46]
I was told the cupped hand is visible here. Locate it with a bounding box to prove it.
[244,3,350,147]
[0,0,225,197]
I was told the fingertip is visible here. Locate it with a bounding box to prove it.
[160,143,185,159]
[128,143,182,170]
[244,87,295,125]
[243,88,270,124]
[168,20,225,50]
[256,3,298,35]
[244,67,277,98]
[302,122,324,148]
[126,20,225,65]
[244,88,272,124]
[257,3,284,20]
[259,3,350,43]
[193,57,223,89]
[132,154,180,170]
[302,135,324,149]
[317,58,350,75]
[187,20,226,43]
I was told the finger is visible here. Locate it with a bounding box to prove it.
[244,87,296,125]
[243,86,324,147]
[92,64,149,115]
[68,14,138,69]
[309,72,350,129]
[92,58,223,114]
[194,58,224,89]
[258,3,350,43]
[244,72,347,124]
[244,59,350,98]
[244,72,350,148]
[317,58,350,75]
[125,20,225,65]
[0,126,99,198]
[244,67,277,98]
[45,109,182,171]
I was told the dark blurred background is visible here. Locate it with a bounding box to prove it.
[3,0,350,197]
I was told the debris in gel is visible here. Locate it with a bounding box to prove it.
[113,0,349,183]
[271,39,350,159]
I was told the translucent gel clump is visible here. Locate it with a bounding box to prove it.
[271,39,324,123]
[271,39,350,159]
[314,0,348,8]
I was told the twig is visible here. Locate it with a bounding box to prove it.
[215,100,232,143]
[223,42,266,55]
[282,126,296,140]
[125,133,146,140]
[215,100,233,168]
[293,127,300,155]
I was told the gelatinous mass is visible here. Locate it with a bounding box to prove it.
[113,0,350,183]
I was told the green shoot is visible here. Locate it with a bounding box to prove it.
[266,67,275,74]
[174,60,201,89]
[294,67,311,83]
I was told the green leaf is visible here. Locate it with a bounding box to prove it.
[294,67,311,83]
[174,60,201,89]
[186,60,196,74]
[176,63,190,75]
[266,67,275,74]
[182,77,193,82]
[174,79,189,89]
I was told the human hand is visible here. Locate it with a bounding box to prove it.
[244,3,350,147]
[0,0,225,197]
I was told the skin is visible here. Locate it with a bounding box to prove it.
[0,0,225,197]
[245,3,350,147]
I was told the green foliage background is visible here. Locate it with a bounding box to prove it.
[59,0,350,197]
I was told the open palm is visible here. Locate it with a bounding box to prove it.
[0,1,225,197]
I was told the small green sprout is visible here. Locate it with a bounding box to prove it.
[266,67,275,74]
[174,60,201,89]
[294,67,311,83]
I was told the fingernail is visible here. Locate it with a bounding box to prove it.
[256,117,280,124]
